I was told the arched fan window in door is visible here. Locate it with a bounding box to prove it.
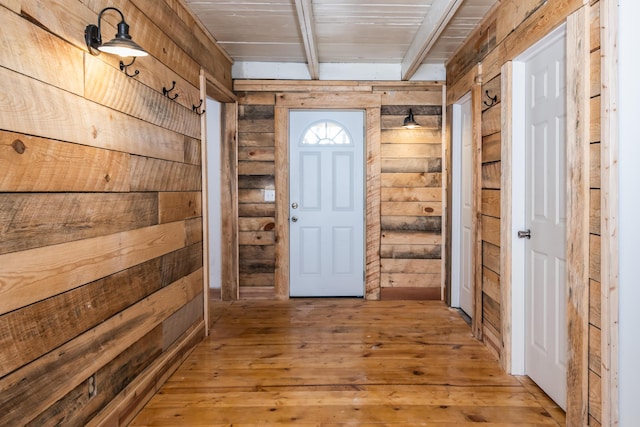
[300,120,352,145]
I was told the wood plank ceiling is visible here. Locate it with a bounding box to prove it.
[184,0,498,80]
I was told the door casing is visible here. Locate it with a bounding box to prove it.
[451,92,474,316]
[509,23,567,376]
[288,110,365,297]
[273,93,382,299]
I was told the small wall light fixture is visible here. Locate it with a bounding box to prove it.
[85,7,148,58]
[403,109,421,129]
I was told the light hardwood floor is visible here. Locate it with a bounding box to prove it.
[131,299,566,426]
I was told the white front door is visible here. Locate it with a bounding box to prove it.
[452,92,473,317]
[289,110,365,297]
[523,28,567,409]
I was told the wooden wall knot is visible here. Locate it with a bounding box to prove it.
[12,139,26,154]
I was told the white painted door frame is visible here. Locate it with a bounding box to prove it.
[451,91,473,315]
[507,22,567,377]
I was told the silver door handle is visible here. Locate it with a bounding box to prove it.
[518,229,531,239]
[291,202,298,209]
[291,216,298,222]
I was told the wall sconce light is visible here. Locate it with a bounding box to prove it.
[403,109,421,129]
[85,7,148,57]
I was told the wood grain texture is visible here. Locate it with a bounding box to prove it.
[87,321,205,427]
[481,215,500,247]
[481,189,501,218]
[220,102,239,300]
[129,0,232,88]
[495,0,547,45]
[365,107,382,300]
[162,296,204,350]
[0,258,162,379]
[471,80,484,338]
[0,66,185,163]
[0,131,129,192]
[381,172,442,188]
[0,222,186,316]
[482,132,502,163]
[0,270,202,426]
[131,299,565,426]
[380,128,442,144]
[0,193,157,255]
[598,1,619,423]
[84,55,200,139]
[129,156,201,191]
[0,0,230,423]
[381,187,442,202]
[159,192,202,223]
[26,326,163,427]
[161,243,203,288]
[482,161,501,189]
[274,106,289,300]
[0,6,83,95]
[565,8,591,425]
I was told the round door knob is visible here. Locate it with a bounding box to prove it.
[292,202,298,209]
[291,216,298,222]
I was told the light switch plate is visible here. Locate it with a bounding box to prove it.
[264,189,275,202]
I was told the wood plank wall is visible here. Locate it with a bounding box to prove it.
[234,82,444,300]
[379,101,443,300]
[0,0,232,424]
[446,0,602,424]
[588,2,603,425]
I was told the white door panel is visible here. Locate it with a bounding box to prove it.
[290,110,364,297]
[452,93,473,317]
[523,28,567,410]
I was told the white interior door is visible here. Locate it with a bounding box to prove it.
[523,28,567,410]
[289,110,365,297]
[452,93,474,317]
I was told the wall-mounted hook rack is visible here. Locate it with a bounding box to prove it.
[483,90,498,108]
[192,99,205,115]
[162,81,179,100]
[119,58,140,78]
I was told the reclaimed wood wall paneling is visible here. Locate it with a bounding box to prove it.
[0,0,232,423]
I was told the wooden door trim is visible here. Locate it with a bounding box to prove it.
[565,8,590,423]
[600,0,620,424]
[274,93,382,299]
[445,64,482,339]
[202,70,239,308]
[500,9,590,424]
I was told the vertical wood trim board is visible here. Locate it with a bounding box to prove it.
[499,61,514,374]
[274,105,290,299]
[566,7,591,425]
[472,65,484,339]
[365,107,382,300]
[199,69,210,333]
[221,102,239,300]
[600,0,620,424]
[441,87,449,303]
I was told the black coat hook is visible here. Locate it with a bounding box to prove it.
[162,81,179,100]
[192,99,205,115]
[483,90,498,108]
[119,58,140,78]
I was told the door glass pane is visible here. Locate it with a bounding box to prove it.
[301,121,352,145]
